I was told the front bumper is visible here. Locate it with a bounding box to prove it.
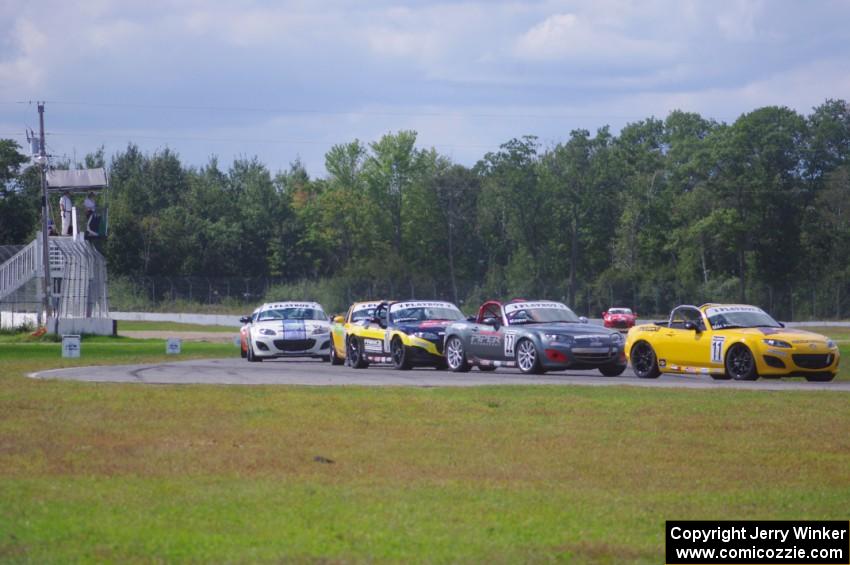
[540,342,626,370]
[252,334,331,358]
[758,348,840,377]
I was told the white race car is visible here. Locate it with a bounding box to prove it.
[239,301,331,362]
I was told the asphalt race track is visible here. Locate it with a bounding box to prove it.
[32,358,850,391]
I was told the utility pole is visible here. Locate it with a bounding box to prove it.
[37,102,51,326]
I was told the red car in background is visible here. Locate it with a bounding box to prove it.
[602,307,637,330]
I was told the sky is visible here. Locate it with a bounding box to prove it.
[1,0,849,177]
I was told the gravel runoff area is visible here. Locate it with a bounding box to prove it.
[32,358,850,391]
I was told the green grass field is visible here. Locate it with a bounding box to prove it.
[0,332,849,562]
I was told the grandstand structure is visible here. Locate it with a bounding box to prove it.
[0,167,112,335]
[0,234,111,334]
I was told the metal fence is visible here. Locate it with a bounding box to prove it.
[112,276,283,305]
[107,275,850,321]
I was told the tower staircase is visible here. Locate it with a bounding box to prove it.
[0,235,110,332]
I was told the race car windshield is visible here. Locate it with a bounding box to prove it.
[507,306,581,324]
[609,308,632,314]
[708,311,781,330]
[351,308,376,322]
[258,308,326,321]
[391,306,464,323]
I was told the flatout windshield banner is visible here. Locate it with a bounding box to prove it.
[352,302,380,313]
[503,301,568,314]
[389,301,457,312]
[267,302,322,311]
[666,520,849,564]
[704,305,766,317]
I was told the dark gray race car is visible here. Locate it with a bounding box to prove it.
[443,299,627,375]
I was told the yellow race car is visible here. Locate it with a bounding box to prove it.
[624,304,839,381]
[330,300,466,369]
[328,300,384,366]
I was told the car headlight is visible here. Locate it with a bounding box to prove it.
[311,326,329,335]
[828,339,837,349]
[412,331,439,340]
[544,333,572,344]
[259,328,277,336]
[763,338,791,348]
[610,333,624,343]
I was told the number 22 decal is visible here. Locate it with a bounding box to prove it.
[504,332,517,357]
[711,336,725,364]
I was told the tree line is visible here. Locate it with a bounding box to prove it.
[1,100,849,318]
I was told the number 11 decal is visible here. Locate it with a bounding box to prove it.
[711,336,725,364]
[504,332,517,357]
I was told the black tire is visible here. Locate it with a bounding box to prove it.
[725,344,757,381]
[347,337,369,369]
[599,363,626,377]
[478,365,497,372]
[246,338,262,362]
[515,338,543,375]
[391,338,413,370]
[804,373,835,382]
[710,373,732,380]
[445,336,470,373]
[630,341,660,378]
[329,339,344,365]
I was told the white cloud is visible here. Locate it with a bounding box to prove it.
[181,5,332,49]
[0,19,48,94]
[1,0,848,176]
[86,19,146,49]
[514,11,677,63]
[716,0,764,41]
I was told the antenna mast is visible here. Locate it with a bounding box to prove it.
[37,102,52,325]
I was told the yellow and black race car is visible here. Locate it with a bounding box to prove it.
[333,300,465,370]
[328,300,383,366]
[624,303,839,381]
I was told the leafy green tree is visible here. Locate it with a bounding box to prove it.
[540,128,617,306]
[477,136,545,296]
[0,140,36,245]
[610,118,668,311]
[430,162,483,304]
[708,107,807,314]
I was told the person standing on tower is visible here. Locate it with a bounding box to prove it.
[59,190,73,235]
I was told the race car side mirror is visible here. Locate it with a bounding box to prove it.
[683,321,700,332]
[466,315,476,322]
[579,316,588,324]
[239,316,251,324]
[482,317,500,329]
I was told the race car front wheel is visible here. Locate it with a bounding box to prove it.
[246,338,262,363]
[516,339,544,375]
[391,338,413,370]
[329,339,344,366]
[347,337,369,369]
[630,341,659,378]
[445,336,470,373]
[725,344,757,380]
